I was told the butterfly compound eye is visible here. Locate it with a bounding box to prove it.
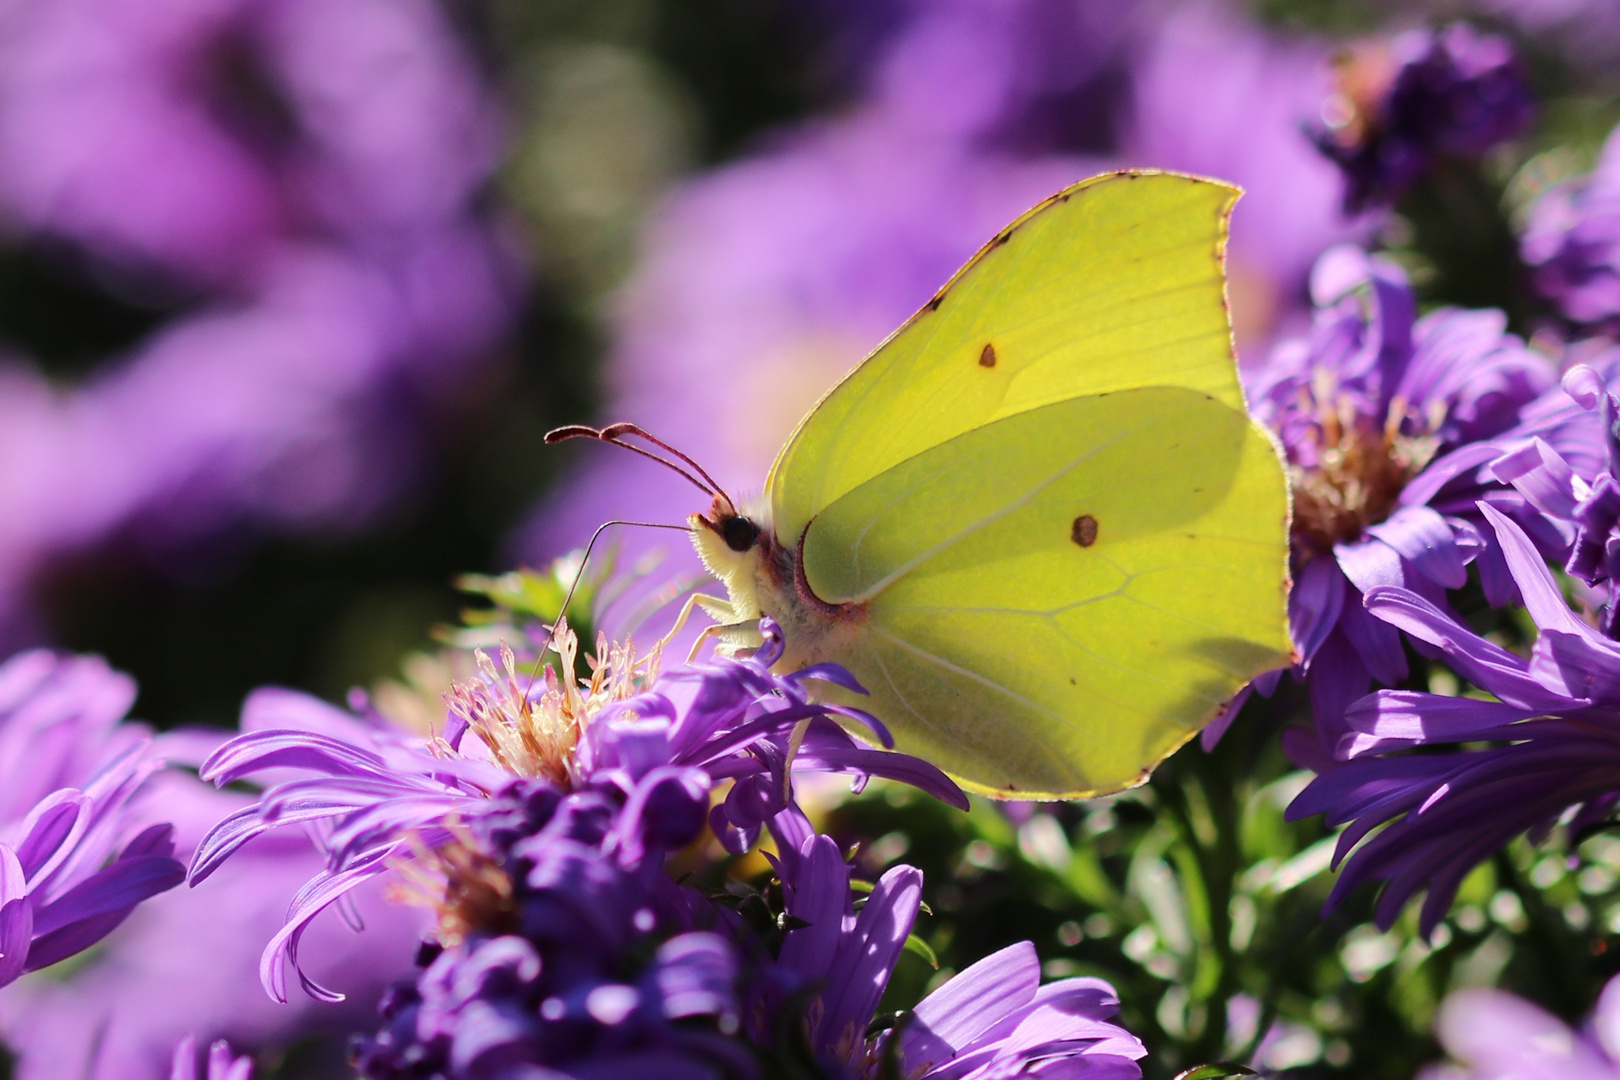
[722,515,761,553]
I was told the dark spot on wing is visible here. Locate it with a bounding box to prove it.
[979,343,997,368]
[992,229,1013,247]
[1071,514,1098,548]
[927,294,944,312]
[1068,677,1077,686]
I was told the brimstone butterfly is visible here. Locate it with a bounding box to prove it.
[681,170,1293,799]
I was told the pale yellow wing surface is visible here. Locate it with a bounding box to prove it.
[804,387,1291,798]
[767,171,1244,545]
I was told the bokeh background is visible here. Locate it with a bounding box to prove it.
[4,0,1620,1076]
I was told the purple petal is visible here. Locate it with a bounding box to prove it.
[25,853,184,970]
[1532,629,1620,703]
[785,663,868,695]
[1291,555,1347,665]
[0,896,33,988]
[199,729,391,786]
[1334,536,1406,594]
[1565,363,1606,410]
[793,738,967,811]
[260,845,397,1003]
[1368,506,1469,589]
[1402,441,1501,507]
[817,863,922,1059]
[778,834,850,978]
[11,791,86,880]
[1492,438,1585,520]
[29,849,185,939]
[905,941,1040,1062]
[189,793,375,885]
[1339,691,1536,757]
[1339,589,1409,685]
[1479,502,1593,638]
[1363,587,1570,711]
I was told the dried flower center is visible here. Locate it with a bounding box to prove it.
[442,621,660,788]
[388,827,518,946]
[1290,387,1439,555]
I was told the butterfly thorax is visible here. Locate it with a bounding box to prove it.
[689,493,866,670]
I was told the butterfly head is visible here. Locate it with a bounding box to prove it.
[692,491,796,632]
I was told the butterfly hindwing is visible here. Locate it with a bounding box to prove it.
[801,387,1290,798]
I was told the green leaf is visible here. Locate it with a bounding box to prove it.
[902,934,939,969]
[1172,1064,1257,1080]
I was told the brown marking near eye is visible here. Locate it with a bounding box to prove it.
[1071,514,1099,547]
[979,343,997,368]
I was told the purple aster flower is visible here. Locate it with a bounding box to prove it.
[2,715,425,1080]
[1523,123,1620,332]
[189,618,965,1003]
[1288,503,1620,933]
[755,819,1145,1080]
[1423,975,1620,1080]
[170,1037,253,1080]
[1309,23,1534,214]
[348,778,754,1079]
[1228,245,1556,764]
[0,650,184,986]
[0,0,515,639]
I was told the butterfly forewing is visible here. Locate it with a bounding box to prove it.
[767,171,1247,547]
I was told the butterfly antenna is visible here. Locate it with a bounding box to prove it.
[524,518,693,695]
[545,423,736,513]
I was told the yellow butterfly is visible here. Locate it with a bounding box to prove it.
[573,171,1294,800]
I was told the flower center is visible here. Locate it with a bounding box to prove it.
[443,623,660,787]
[1289,389,1438,555]
[388,828,518,946]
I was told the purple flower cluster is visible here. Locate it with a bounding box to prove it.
[349,778,750,1077]
[1231,245,1556,764]
[1309,23,1534,213]
[1523,122,1620,331]
[0,650,184,984]
[1290,502,1620,932]
[0,0,514,637]
[187,618,1143,1078]
[1269,348,1620,932]
[767,823,1145,1080]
